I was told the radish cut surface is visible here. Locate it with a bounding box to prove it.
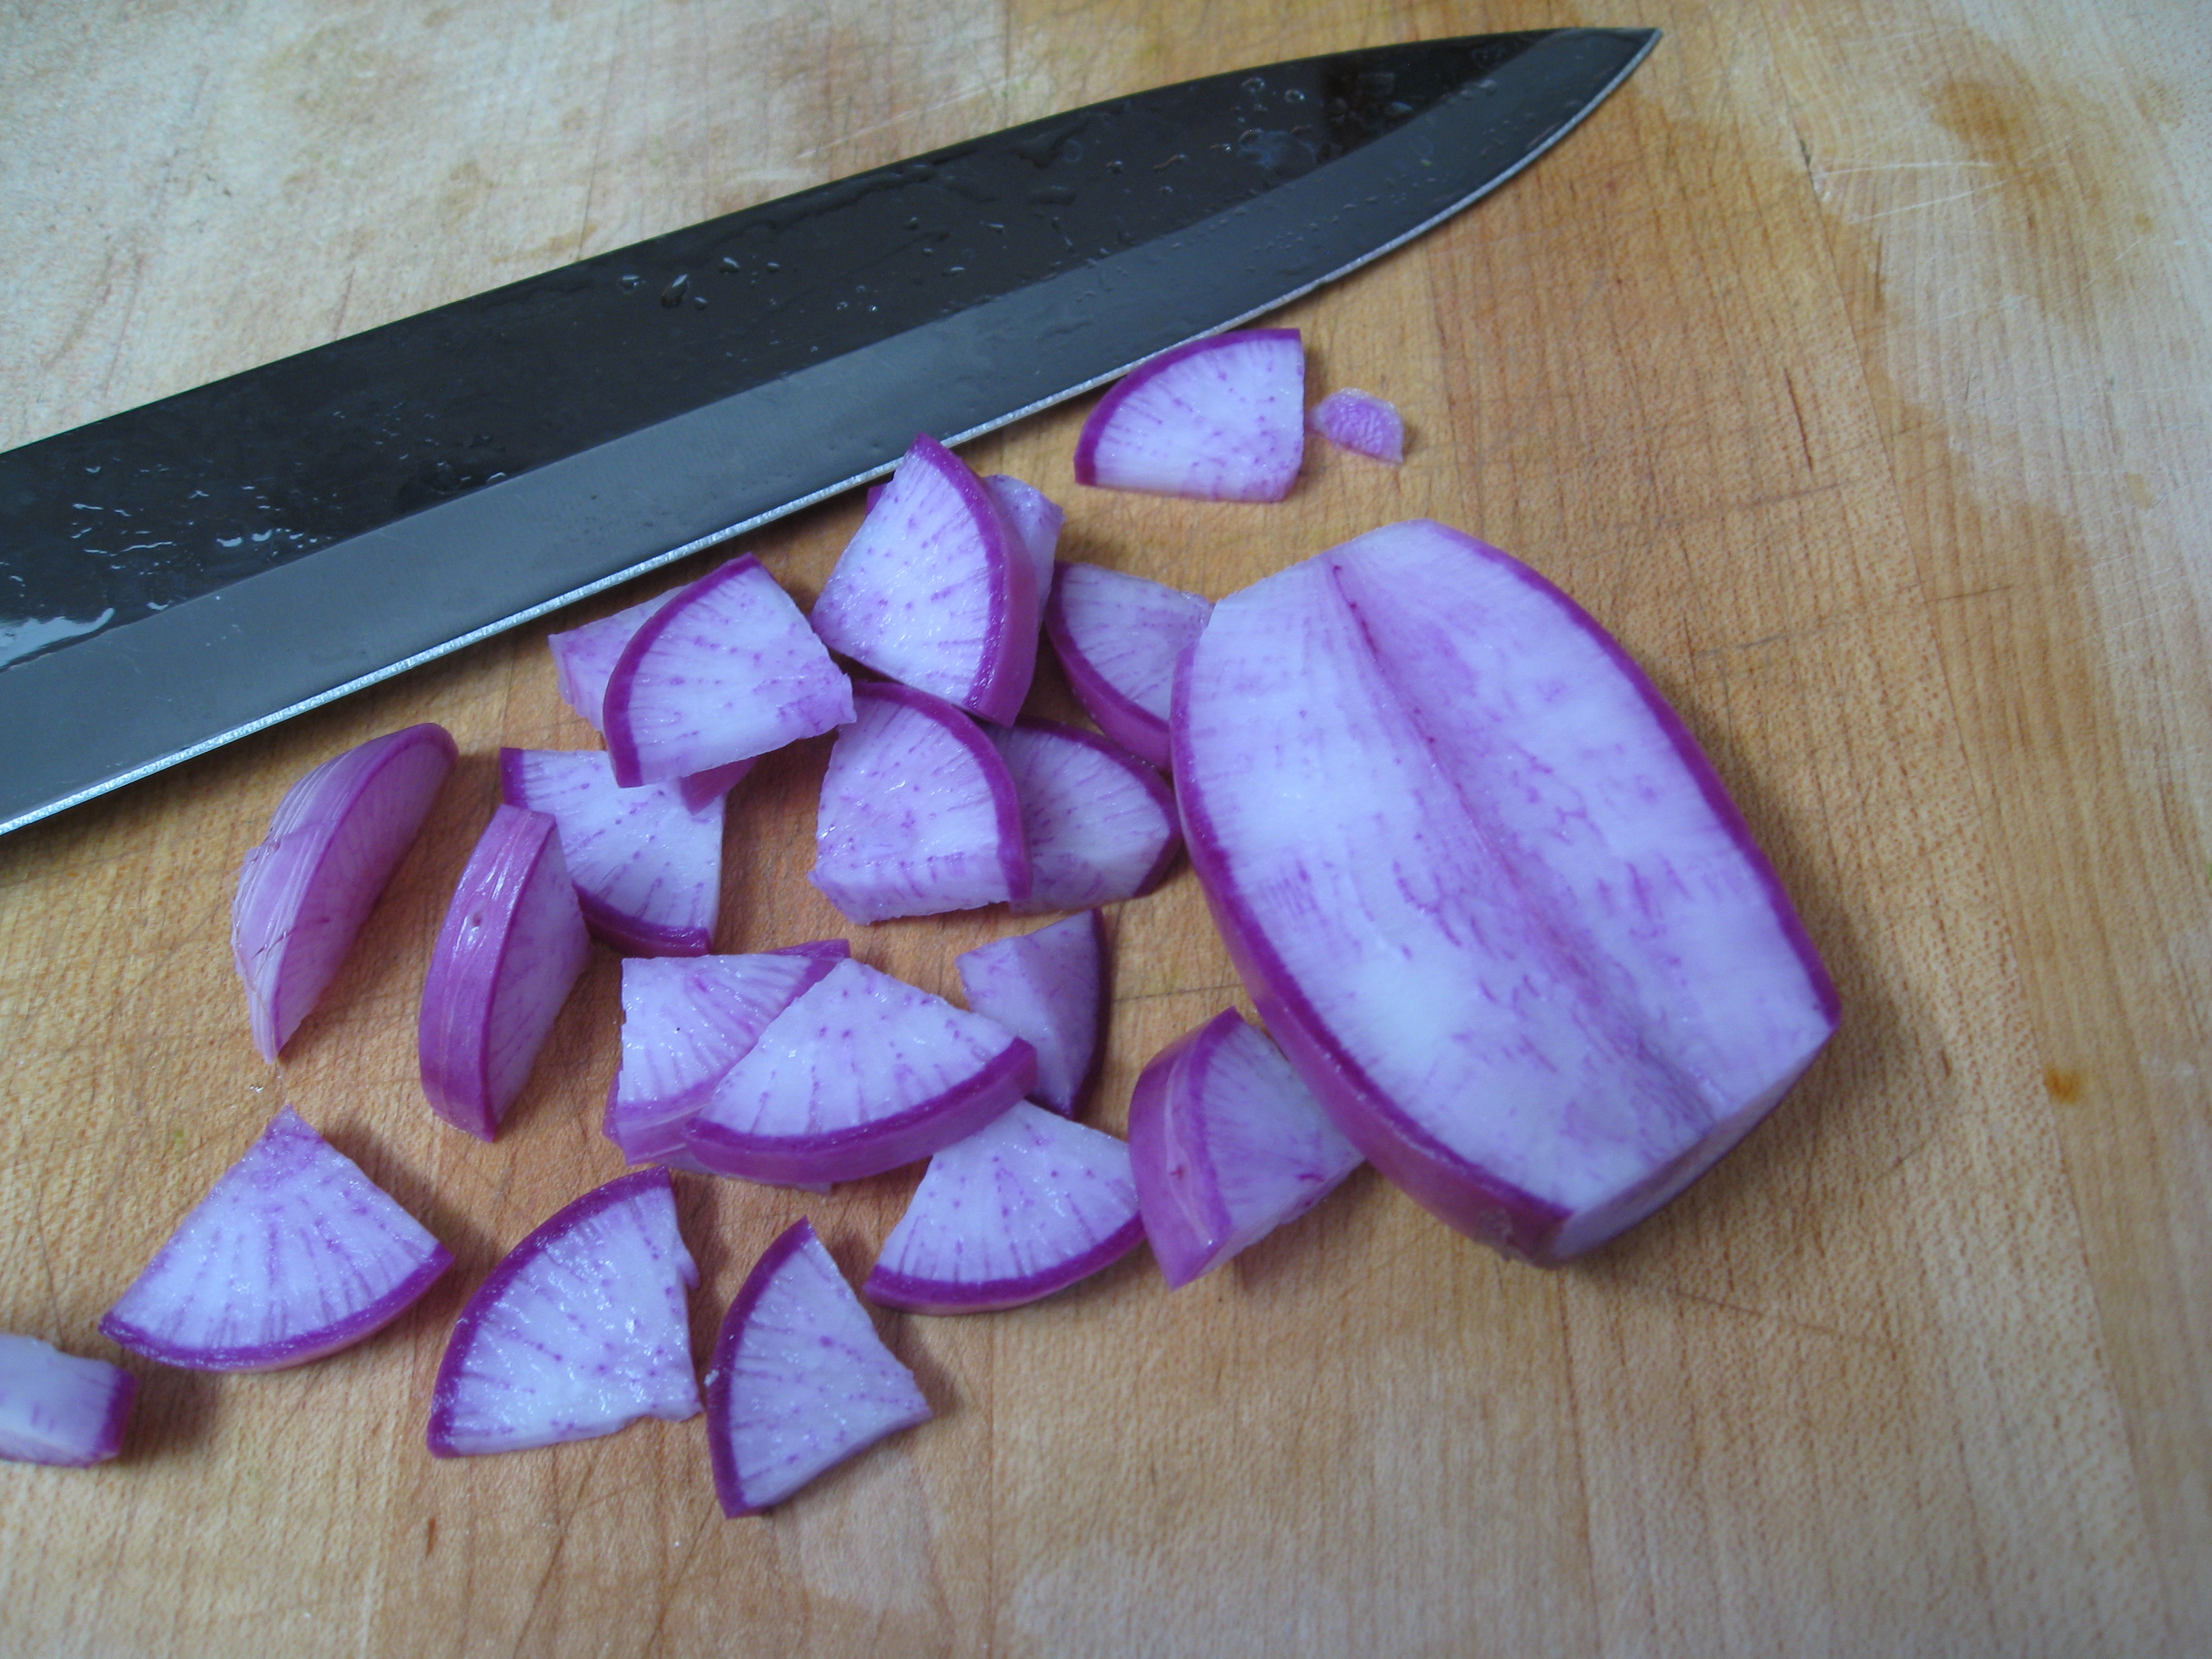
[983,474,1063,602]
[991,720,1179,914]
[687,958,1037,1185]
[500,749,723,957]
[233,722,457,1060]
[865,1103,1143,1313]
[419,806,592,1141]
[100,1107,451,1371]
[1175,520,1841,1262]
[810,434,1040,723]
[1073,329,1305,501]
[1308,389,1406,464]
[0,1336,136,1466]
[428,1169,700,1456]
[705,1219,930,1516]
[811,682,1029,922]
[956,911,1107,1117]
[1043,563,1211,771]
[1128,1010,1361,1287]
[603,554,853,787]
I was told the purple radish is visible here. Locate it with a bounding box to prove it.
[1308,388,1406,464]
[811,681,1030,923]
[428,1168,700,1456]
[810,434,1040,724]
[865,1103,1144,1313]
[100,1107,451,1371]
[705,1218,931,1516]
[685,958,1038,1185]
[1073,329,1305,501]
[233,722,457,1060]
[956,910,1107,1117]
[1127,1009,1362,1288]
[499,748,724,957]
[1042,562,1211,771]
[419,805,592,1142]
[602,554,853,787]
[983,473,1063,602]
[0,1336,136,1467]
[989,719,1180,914]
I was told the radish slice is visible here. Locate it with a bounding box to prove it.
[0,1336,136,1467]
[606,943,850,1166]
[100,1107,451,1371]
[1127,1009,1362,1288]
[989,720,1180,914]
[956,911,1107,1117]
[233,722,457,1060]
[428,1168,701,1456]
[602,554,853,787]
[705,1218,930,1516]
[419,805,593,1141]
[686,958,1038,1185]
[1073,329,1305,501]
[1308,388,1406,464]
[865,1103,1144,1313]
[1175,520,1841,1262]
[809,434,1040,724]
[499,748,723,957]
[811,682,1030,922]
[1042,562,1212,772]
[982,473,1063,602]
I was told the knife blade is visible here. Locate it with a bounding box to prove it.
[0,27,1657,838]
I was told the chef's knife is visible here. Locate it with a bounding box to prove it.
[0,28,1657,836]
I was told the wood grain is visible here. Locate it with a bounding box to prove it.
[2,1,2207,1654]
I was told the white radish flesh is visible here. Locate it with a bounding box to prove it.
[0,1336,136,1467]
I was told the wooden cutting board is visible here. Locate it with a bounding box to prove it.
[3,2,2207,1654]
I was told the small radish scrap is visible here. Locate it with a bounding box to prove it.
[1042,562,1211,771]
[1128,1009,1361,1288]
[100,1107,451,1371]
[956,910,1108,1117]
[865,1103,1145,1313]
[1073,329,1305,501]
[990,719,1179,914]
[428,1168,700,1456]
[1307,388,1405,464]
[0,1335,137,1467]
[233,722,457,1061]
[705,1218,930,1516]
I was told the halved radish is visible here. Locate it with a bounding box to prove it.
[989,720,1179,914]
[603,554,853,787]
[1042,563,1211,771]
[865,1103,1144,1313]
[428,1169,701,1456]
[1308,388,1406,464]
[686,958,1037,1185]
[0,1336,136,1467]
[1073,329,1305,501]
[233,722,457,1060]
[811,682,1030,923]
[1127,1009,1362,1288]
[810,434,1040,723]
[983,473,1063,602]
[500,748,723,957]
[956,911,1107,1117]
[705,1218,930,1516]
[419,806,592,1141]
[100,1107,451,1371]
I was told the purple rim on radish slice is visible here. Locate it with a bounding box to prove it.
[865,1103,1144,1314]
[1127,1010,1362,1288]
[500,748,723,957]
[0,1335,137,1467]
[1174,519,1841,1264]
[809,434,1040,724]
[705,1218,931,1517]
[233,722,457,1061]
[100,1107,451,1372]
[989,719,1179,915]
[982,474,1063,603]
[428,1168,701,1457]
[602,554,853,788]
[1042,562,1211,772]
[956,911,1108,1118]
[811,681,1030,922]
[1307,388,1406,464]
[686,958,1038,1186]
[1072,328,1305,501]
[419,805,592,1142]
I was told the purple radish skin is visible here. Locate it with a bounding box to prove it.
[990,719,1180,914]
[1073,329,1305,501]
[956,911,1108,1117]
[1308,388,1406,464]
[0,1336,136,1467]
[1042,562,1211,771]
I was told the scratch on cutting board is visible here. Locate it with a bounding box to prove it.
[795,79,1014,161]
[1626,1277,1900,1354]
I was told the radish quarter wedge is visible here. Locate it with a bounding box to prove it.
[990,720,1179,914]
[1073,329,1305,501]
[956,911,1108,1117]
[983,473,1063,602]
[1174,520,1841,1263]
[0,1336,136,1466]
[1042,562,1211,771]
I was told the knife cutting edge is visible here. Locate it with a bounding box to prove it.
[0,28,1658,838]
